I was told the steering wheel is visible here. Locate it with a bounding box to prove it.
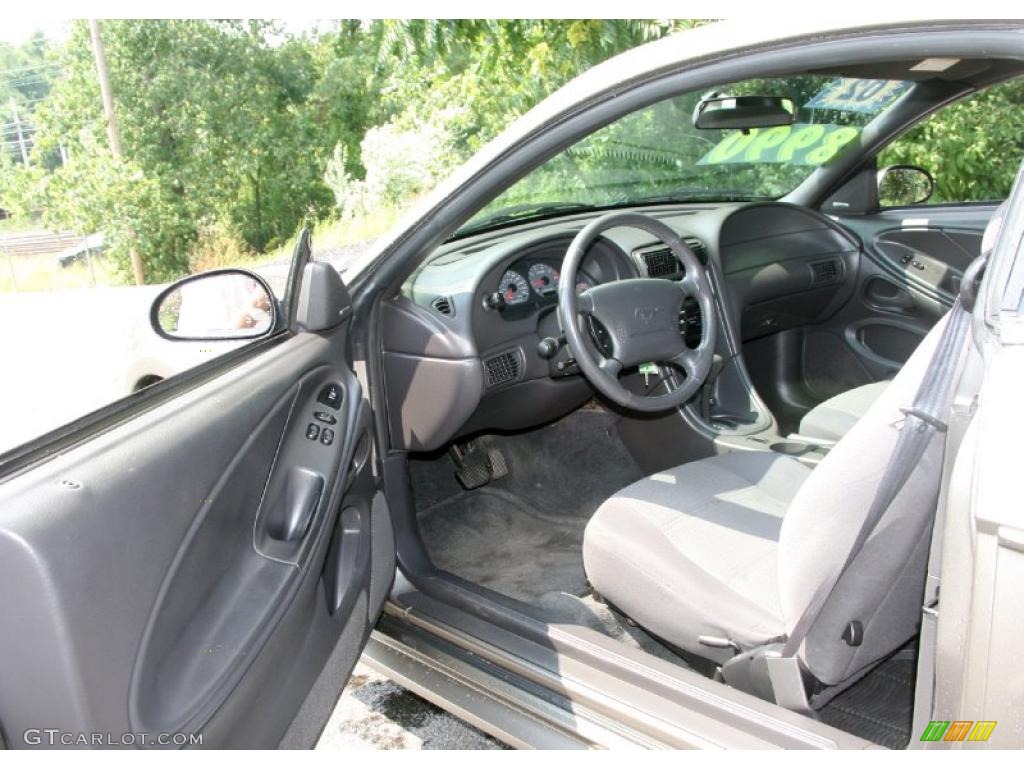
[558,212,717,413]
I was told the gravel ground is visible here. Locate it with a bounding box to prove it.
[316,663,506,750]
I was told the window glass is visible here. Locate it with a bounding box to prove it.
[459,75,911,236]
[878,78,1024,204]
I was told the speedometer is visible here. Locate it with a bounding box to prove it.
[498,270,530,306]
[527,263,559,296]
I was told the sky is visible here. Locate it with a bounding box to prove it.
[0,18,71,46]
[0,18,338,47]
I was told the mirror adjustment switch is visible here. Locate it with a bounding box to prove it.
[314,411,337,425]
[305,423,320,440]
[318,384,342,410]
[320,428,335,446]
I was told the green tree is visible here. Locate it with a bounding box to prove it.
[26,20,335,280]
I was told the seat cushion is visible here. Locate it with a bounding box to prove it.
[582,451,811,663]
[798,380,890,442]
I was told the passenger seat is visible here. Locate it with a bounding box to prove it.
[798,380,890,442]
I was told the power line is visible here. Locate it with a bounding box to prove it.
[0,62,61,77]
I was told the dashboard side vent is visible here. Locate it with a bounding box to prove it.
[640,247,682,279]
[483,350,521,388]
[431,295,454,317]
[810,259,841,285]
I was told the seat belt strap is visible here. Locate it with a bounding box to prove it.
[781,255,983,660]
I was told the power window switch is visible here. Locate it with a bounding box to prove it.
[305,423,320,440]
[314,411,337,425]
[320,428,334,446]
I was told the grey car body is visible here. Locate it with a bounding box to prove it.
[1,18,1023,750]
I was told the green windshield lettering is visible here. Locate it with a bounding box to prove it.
[700,124,860,167]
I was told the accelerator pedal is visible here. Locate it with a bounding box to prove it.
[450,440,507,490]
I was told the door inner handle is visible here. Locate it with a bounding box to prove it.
[265,467,324,542]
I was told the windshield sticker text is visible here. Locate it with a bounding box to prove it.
[805,78,910,114]
[698,124,860,167]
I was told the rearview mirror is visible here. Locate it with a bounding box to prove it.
[693,95,796,130]
[151,269,277,341]
[877,165,935,207]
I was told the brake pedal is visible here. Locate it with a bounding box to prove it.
[450,440,506,490]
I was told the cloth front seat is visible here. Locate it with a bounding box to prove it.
[798,380,890,441]
[795,201,1005,443]
[583,310,950,693]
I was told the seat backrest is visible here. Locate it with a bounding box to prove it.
[777,201,1006,688]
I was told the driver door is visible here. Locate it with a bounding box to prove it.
[0,233,394,749]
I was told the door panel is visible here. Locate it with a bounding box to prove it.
[745,205,997,434]
[839,203,999,299]
[0,317,394,747]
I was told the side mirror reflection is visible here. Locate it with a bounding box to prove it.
[151,269,277,341]
[878,164,935,207]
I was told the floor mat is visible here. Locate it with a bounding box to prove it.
[413,407,655,601]
[412,407,645,602]
[818,651,917,749]
[411,407,644,523]
[418,487,589,601]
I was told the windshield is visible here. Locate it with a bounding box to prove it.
[458,75,911,236]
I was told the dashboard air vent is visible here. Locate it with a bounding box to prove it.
[639,238,707,279]
[484,350,521,388]
[810,259,840,285]
[641,248,682,279]
[431,295,454,316]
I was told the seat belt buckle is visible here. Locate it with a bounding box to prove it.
[899,407,948,432]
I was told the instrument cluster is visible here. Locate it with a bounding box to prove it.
[496,259,594,308]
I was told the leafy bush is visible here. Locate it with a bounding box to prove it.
[325,118,459,218]
[879,79,1024,203]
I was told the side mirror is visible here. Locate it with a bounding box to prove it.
[877,165,934,207]
[693,95,796,131]
[151,268,277,341]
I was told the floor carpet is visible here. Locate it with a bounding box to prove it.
[412,407,644,601]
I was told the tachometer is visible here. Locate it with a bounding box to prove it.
[527,263,560,296]
[498,270,531,306]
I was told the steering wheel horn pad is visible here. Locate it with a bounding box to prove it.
[558,212,717,413]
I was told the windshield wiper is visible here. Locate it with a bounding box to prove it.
[456,202,600,236]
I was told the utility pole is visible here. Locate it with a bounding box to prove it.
[89,19,145,285]
[9,99,30,166]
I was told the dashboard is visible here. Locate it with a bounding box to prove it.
[382,202,861,452]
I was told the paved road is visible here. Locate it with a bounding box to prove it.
[0,244,358,454]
